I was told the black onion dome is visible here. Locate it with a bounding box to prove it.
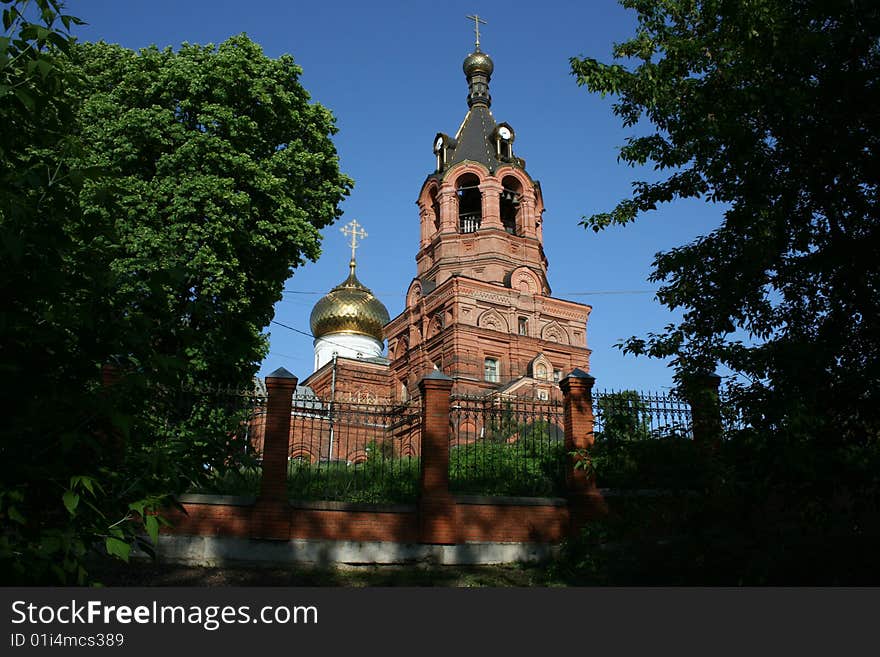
[463,50,494,77]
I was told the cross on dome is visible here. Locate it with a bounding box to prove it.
[341,219,367,262]
[465,14,487,51]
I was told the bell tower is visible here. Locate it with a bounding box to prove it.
[384,20,592,399]
[415,36,549,293]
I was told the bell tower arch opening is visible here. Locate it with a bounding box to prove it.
[500,175,522,235]
[456,172,482,234]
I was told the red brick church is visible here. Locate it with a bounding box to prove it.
[300,40,591,408]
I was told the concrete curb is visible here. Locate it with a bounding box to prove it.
[157,535,559,567]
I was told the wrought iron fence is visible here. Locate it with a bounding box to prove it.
[592,389,693,442]
[189,384,745,501]
[138,381,267,448]
[136,381,268,497]
[449,395,567,497]
[286,399,422,503]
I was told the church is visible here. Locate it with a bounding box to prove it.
[298,35,592,408]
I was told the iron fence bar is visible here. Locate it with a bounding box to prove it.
[281,399,424,503]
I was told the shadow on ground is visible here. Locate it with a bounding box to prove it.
[89,559,564,587]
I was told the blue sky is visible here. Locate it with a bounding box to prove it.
[75,0,726,392]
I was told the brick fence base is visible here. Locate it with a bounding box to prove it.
[163,493,575,557]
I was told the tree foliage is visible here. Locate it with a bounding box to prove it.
[595,391,652,442]
[572,0,880,442]
[1,1,351,583]
[1,0,103,584]
[67,37,351,386]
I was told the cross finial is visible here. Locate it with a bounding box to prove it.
[341,219,367,262]
[466,14,487,51]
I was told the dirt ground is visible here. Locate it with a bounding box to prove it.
[89,559,567,587]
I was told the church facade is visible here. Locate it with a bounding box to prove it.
[301,42,591,407]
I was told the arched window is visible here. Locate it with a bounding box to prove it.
[456,173,482,234]
[500,175,522,235]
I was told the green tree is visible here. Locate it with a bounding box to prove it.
[571,1,880,442]
[0,0,107,585]
[1,4,351,583]
[68,36,351,388]
[596,391,651,442]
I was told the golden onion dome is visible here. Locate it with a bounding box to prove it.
[463,50,494,77]
[309,260,390,342]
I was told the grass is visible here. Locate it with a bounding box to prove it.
[448,440,567,497]
[287,458,420,504]
[192,438,568,502]
[189,460,420,503]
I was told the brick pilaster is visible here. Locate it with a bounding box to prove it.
[480,178,503,230]
[418,370,457,544]
[439,187,457,233]
[520,195,537,239]
[418,204,430,248]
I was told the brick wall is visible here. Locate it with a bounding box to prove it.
[164,499,421,543]
[455,497,569,543]
[164,497,569,544]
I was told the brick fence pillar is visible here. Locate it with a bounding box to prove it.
[101,363,122,388]
[254,367,297,539]
[418,370,457,545]
[99,363,125,464]
[685,372,722,448]
[560,368,606,532]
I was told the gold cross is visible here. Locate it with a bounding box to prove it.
[466,14,487,51]
[341,219,367,261]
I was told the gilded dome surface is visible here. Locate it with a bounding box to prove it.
[309,262,390,342]
[463,50,494,77]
